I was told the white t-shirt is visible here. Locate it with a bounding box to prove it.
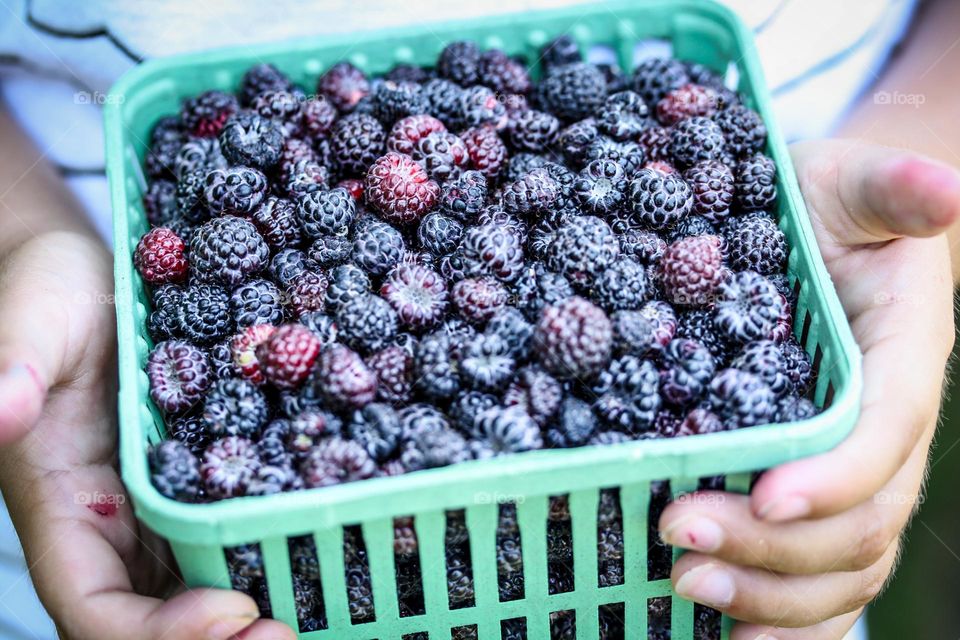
[0,0,917,637]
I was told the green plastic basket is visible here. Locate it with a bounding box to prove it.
[106,1,863,637]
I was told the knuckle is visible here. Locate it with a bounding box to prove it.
[860,569,888,603]
[757,537,795,572]
[850,517,891,570]
[851,566,889,609]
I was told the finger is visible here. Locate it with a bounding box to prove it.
[22,508,264,640]
[792,139,960,244]
[750,293,947,524]
[78,588,263,640]
[661,410,929,573]
[0,242,71,443]
[233,619,298,640]
[731,608,864,640]
[0,232,114,445]
[0,361,47,444]
[749,206,951,523]
[670,543,897,628]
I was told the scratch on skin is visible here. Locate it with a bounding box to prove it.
[87,502,118,517]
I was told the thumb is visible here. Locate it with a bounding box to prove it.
[792,139,960,245]
[0,257,69,444]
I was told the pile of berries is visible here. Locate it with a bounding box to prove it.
[142,40,815,524]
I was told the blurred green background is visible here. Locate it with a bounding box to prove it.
[869,312,960,638]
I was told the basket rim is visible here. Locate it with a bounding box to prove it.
[106,0,863,545]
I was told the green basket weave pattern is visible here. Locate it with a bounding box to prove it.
[105,1,863,637]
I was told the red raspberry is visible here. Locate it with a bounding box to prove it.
[300,437,376,488]
[250,195,301,249]
[678,408,725,436]
[337,178,364,201]
[180,90,238,138]
[365,345,414,404]
[643,160,677,174]
[534,296,612,380]
[134,227,188,284]
[317,61,370,112]
[411,131,471,183]
[460,126,507,180]
[380,263,449,330]
[201,436,261,499]
[637,125,673,162]
[277,138,318,179]
[387,114,446,155]
[231,324,277,385]
[256,324,322,390]
[478,49,531,94]
[318,344,378,409]
[146,340,210,413]
[365,152,440,225]
[451,277,508,324]
[286,409,342,458]
[684,160,735,223]
[285,270,329,318]
[656,84,719,126]
[300,96,338,139]
[639,300,677,349]
[661,235,724,306]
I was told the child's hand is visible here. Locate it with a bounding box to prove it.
[0,232,295,640]
[659,140,960,639]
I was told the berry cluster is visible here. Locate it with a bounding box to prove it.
[142,43,817,518]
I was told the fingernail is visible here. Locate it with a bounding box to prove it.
[206,613,259,639]
[661,516,724,552]
[1,363,43,392]
[1,364,27,382]
[754,635,779,640]
[674,563,735,608]
[757,495,811,522]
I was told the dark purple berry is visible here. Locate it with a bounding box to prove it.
[149,440,201,501]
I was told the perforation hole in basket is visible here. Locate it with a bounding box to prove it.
[343,525,375,624]
[631,39,673,68]
[812,343,824,385]
[694,603,722,640]
[800,306,813,348]
[648,596,670,639]
[501,616,527,640]
[585,44,618,68]
[698,475,726,492]
[824,380,836,409]
[451,623,478,640]
[497,502,524,602]
[403,633,429,640]
[547,495,573,595]
[597,488,624,587]
[224,543,272,618]
[599,602,625,640]
[550,609,576,639]
[791,274,802,299]
[287,534,327,632]
[445,510,475,609]
[723,60,740,92]
[647,481,673,580]
[394,516,425,617]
